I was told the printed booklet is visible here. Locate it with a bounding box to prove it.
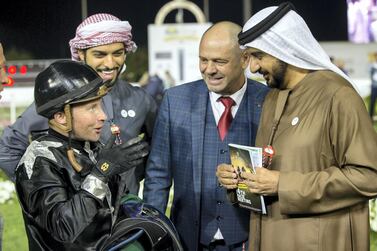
[228,143,267,214]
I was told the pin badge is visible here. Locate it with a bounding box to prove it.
[110,122,122,145]
[121,109,128,118]
[262,145,275,168]
[264,145,274,156]
[291,117,299,126]
[128,110,136,117]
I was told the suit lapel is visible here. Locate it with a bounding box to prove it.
[102,94,114,120]
[191,81,208,213]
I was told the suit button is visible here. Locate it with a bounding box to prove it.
[216,216,222,221]
[217,200,223,205]
[220,149,227,154]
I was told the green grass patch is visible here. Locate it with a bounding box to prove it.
[0,102,29,251]
[0,170,28,250]
[372,231,377,250]
[0,199,28,251]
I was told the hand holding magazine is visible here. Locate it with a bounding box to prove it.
[228,143,267,214]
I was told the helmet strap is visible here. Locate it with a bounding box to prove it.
[67,131,83,173]
[65,105,83,172]
[64,104,73,132]
[48,104,83,172]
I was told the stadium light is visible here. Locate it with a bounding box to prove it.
[7,65,16,75]
[20,65,28,75]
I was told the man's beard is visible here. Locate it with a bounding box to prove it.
[82,54,121,87]
[269,60,288,89]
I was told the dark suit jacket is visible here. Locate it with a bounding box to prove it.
[143,79,269,250]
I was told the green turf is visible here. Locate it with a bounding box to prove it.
[0,193,28,251]
[372,232,377,250]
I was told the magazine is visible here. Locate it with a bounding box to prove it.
[228,143,267,214]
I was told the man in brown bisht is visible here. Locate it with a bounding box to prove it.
[217,2,377,251]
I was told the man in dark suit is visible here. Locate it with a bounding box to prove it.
[143,21,269,251]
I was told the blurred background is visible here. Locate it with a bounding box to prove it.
[1,0,377,250]
[0,0,351,59]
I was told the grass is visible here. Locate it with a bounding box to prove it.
[0,106,29,250]
[1,99,377,250]
[0,197,28,251]
[372,232,377,250]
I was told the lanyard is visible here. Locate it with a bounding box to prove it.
[263,89,290,168]
[268,89,291,145]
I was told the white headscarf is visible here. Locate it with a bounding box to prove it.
[240,6,355,88]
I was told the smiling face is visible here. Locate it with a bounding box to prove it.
[247,48,288,89]
[79,42,126,84]
[70,98,107,142]
[199,22,249,95]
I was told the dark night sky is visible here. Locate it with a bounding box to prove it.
[0,0,348,59]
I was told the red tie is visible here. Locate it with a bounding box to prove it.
[218,97,235,141]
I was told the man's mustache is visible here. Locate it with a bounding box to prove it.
[97,67,118,73]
